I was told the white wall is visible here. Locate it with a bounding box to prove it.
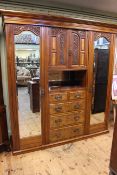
[0,17,11,136]
[15,44,40,59]
[113,36,117,75]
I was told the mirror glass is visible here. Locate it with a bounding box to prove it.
[14,31,41,138]
[90,37,110,125]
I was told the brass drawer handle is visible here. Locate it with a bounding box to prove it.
[75,93,81,98]
[55,106,62,112]
[55,95,62,100]
[55,119,62,123]
[74,104,80,110]
[73,128,80,133]
[74,115,80,121]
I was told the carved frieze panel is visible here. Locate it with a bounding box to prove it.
[13,25,40,36]
[94,32,111,42]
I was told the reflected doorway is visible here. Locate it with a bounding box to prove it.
[90,37,110,125]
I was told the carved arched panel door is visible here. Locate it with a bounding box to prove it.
[69,30,88,68]
[48,27,68,69]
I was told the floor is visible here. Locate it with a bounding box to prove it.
[18,87,41,138]
[0,123,114,175]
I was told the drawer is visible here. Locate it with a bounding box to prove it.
[50,111,85,129]
[69,90,86,100]
[49,125,84,143]
[49,92,68,103]
[49,103,71,114]
[71,100,85,111]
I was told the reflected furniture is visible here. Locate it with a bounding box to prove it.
[17,66,31,86]
[92,49,109,113]
[28,80,40,113]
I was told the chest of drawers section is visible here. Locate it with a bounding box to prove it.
[48,88,86,143]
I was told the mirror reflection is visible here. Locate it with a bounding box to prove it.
[90,37,110,125]
[14,31,41,138]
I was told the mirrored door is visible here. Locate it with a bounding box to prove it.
[12,25,44,150]
[6,24,48,151]
[14,29,41,139]
[90,33,110,128]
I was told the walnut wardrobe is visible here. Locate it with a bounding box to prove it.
[4,14,115,153]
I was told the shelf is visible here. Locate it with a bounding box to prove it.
[49,86,86,92]
[48,66,87,71]
[15,62,39,64]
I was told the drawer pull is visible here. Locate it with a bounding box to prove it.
[74,104,80,110]
[75,93,81,98]
[55,119,62,123]
[55,95,62,100]
[55,106,62,112]
[74,116,80,121]
[73,128,80,133]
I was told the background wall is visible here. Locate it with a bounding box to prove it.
[1,0,117,25]
[0,17,11,136]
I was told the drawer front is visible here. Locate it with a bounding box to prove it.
[71,100,85,111]
[49,102,72,114]
[49,92,68,103]
[69,125,84,138]
[49,125,84,143]
[69,90,86,100]
[50,111,85,129]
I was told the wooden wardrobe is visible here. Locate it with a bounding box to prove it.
[4,13,115,154]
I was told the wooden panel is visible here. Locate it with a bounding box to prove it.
[51,52,56,66]
[52,37,56,50]
[49,92,68,103]
[69,90,86,100]
[80,52,85,65]
[50,111,85,129]
[81,39,85,51]
[49,124,84,143]
[20,136,42,150]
